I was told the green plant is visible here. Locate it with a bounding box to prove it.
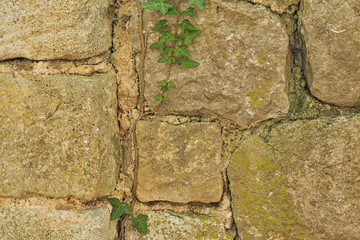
[140,0,204,102]
[107,198,148,235]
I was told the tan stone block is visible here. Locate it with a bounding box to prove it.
[0,0,112,61]
[136,121,223,203]
[0,73,120,200]
[249,0,300,13]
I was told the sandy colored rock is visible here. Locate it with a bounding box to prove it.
[0,73,120,200]
[136,121,223,203]
[228,115,360,239]
[249,0,299,13]
[125,211,235,239]
[0,205,116,240]
[301,0,360,106]
[0,0,112,61]
[143,0,290,127]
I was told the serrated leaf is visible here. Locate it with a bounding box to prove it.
[154,94,164,101]
[168,81,176,87]
[166,6,180,16]
[158,53,172,63]
[182,29,201,45]
[188,0,204,9]
[132,214,148,235]
[107,198,131,221]
[159,31,176,43]
[139,0,175,14]
[179,56,200,68]
[149,41,166,51]
[179,19,198,31]
[153,20,168,31]
[174,45,190,57]
[158,79,167,86]
[182,7,194,18]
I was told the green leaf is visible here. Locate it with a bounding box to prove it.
[161,86,169,91]
[182,7,194,18]
[164,97,171,101]
[158,79,167,86]
[153,20,168,31]
[179,56,200,68]
[158,53,172,63]
[107,198,131,221]
[149,41,166,51]
[166,6,180,16]
[168,81,176,87]
[159,31,176,43]
[154,94,164,101]
[179,19,198,31]
[188,0,204,9]
[139,0,175,14]
[174,45,190,57]
[182,29,201,45]
[132,214,148,235]
[166,47,175,56]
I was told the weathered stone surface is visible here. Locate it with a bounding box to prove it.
[125,211,235,239]
[143,0,290,127]
[0,205,116,240]
[228,115,360,239]
[249,0,299,13]
[136,121,223,203]
[0,0,112,61]
[301,0,360,107]
[0,73,120,199]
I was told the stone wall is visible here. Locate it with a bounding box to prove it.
[0,0,359,239]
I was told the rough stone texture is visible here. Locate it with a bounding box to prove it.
[136,121,223,203]
[228,115,360,239]
[0,0,112,61]
[125,211,235,239]
[0,73,120,200]
[0,205,117,240]
[301,0,360,107]
[143,0,290,127]
[249,0,299,13]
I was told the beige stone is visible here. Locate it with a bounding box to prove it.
[228,115,360,239]
[0,205,117,240]
[0,0,112,61]
[249,0,299,13]
[125,211,235,239]
[143,0,290,127]
[0,73,120,200]
[136,121,223,203]
[301,0,360,106]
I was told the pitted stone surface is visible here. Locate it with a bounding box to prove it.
[0,0,112,61]
[125,211,234,239]
[301,0,360,106]
[228,115,360,239]
[0,73,120,200]
[0,206,116,240]
[136,121,223,203]
[143,0,290,127]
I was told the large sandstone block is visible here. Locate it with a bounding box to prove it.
[125,211,234,239]
[136,121,223,203]
[0,73,120,200]
[228,115,360,239]
[301,0,360,107]
[0,205,117,240]
[0,0,112,61]
[143,0,290,127]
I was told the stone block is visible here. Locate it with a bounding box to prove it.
[0,73,120,200]
[125,211,234,239]
[301,0,360,106]
[136,121,223,203]
[143,0,290,127]
[0,0,112,61]
[0,205,116,240]
[228,115,360,239]
[249,0,299,13]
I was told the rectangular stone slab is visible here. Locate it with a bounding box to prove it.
[136,121,223,203]
[0,73,120,200]
[0,0,112,60]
